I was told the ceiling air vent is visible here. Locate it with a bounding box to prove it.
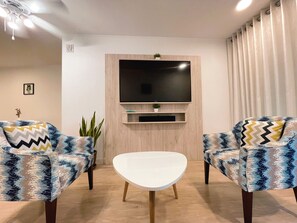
[66,44,74,53]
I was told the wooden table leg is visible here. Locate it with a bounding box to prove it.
[149,191,155,223]
[123,181,129,202]
[173,184,178,199]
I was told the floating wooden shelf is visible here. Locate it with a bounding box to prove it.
[120,102,191,105]
[122,111,187,124]
[123,121,187,125]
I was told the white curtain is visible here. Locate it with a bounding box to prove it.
[227,0,297,125]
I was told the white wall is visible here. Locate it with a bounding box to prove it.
[0,31,61,68]
[0,31,62,128]
[0,65,62,128]
[62,35,230,161]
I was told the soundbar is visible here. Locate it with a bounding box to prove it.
[139,115,176,122]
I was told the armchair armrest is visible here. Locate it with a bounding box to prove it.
[0,149,60,202]
[56,135,94,155]
[203,131,239,152]
[239,137,297,192]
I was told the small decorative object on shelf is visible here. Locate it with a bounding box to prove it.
[15,108,21,119]
[153,104,160,112]
[154,53,161,60]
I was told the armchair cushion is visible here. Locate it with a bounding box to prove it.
[0,128,10,148]
[3,122,52,152]
[241,120,285,147]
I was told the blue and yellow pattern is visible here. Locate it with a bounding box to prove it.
[241,120,285,147]
[203,116,297,193]
[0,120,94,202]
[3,122,52,151]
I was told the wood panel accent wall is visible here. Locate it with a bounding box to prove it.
[104,54,203,164]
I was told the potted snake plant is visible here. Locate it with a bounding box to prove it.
[79,112,104,168]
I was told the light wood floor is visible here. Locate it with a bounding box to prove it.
[1,161,297,223]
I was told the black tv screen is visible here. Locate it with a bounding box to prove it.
[119,60,191,102]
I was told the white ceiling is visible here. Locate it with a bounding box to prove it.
[0,0,271,67]
[0,0,271,41]
[34,0,271,39]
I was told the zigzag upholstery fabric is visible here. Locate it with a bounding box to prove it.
[240,120,285,147]
[204,148,240,184]
[3,122,52,151]
[58,153,93,191]
[0,128,10,148]
[232,116,293,145]
[203,116,297,192]
[203,131,239,152]
[0,120,94,202]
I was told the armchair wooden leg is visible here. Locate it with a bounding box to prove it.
[293,187,297,202]
[88,166,93,190]
[45,199,57,223]
[204,161,209,184]
[242,189,253,223]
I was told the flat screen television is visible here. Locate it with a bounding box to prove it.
[119,60,191,103]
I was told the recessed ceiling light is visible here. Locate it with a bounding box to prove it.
[236,0,253,11]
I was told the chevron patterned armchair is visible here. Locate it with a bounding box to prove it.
[0,120,94,223]
[203,116,297,223]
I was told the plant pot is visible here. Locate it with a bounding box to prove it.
[154,108,159,112]
[93,150,97,169]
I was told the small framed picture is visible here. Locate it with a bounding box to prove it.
[23,83,34,95]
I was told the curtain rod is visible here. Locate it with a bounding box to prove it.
[228,0,282,40]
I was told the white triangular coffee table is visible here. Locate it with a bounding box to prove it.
[113,151,187,223]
